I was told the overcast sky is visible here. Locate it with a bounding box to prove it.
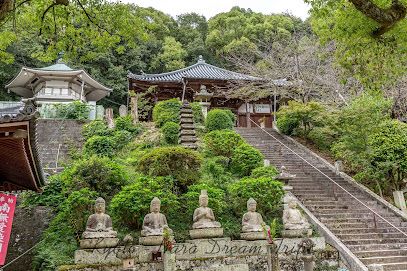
[128,0,310,20]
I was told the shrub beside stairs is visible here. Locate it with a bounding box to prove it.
[179,102,198,149]
[236,127,407,271]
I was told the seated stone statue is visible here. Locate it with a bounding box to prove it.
[241,198,269,240]
[190,190,223,239]
[80,197,118,248]
[139,197,173,245]
[242,198,265,232]
[282,199,311,237]
[192,190,221,229]
[141,197,172,236]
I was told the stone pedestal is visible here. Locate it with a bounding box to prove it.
[282,229,312,238]
[163,251,176,271]
[79,237,119,249]
[240,231,266,241]
[189,228,224,239]
[139,235,164,246]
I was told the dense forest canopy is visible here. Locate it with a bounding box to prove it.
[0,0,406,111]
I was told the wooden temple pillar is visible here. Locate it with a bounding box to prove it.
[245,102,251,128]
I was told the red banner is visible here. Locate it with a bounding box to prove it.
[0,193,17,265]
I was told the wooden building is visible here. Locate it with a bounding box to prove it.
[128,56,278,128]
[0,99,45,191]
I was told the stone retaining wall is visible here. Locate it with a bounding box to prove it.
[36,119,88,172]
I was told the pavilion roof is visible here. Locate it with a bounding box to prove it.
[0,99,45,191]
[5,61,112,102]
[128,56,262,83]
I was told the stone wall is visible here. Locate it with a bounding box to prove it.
[4,204,53,271]
[60,237,343,271]
[36,119,88,172]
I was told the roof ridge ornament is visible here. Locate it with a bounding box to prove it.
[197,55,205,63]
[56,51,65,64]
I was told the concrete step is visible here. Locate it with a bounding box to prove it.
[360,255,407,265]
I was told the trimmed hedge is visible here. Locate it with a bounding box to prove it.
[251,165,279,178]
[205,109,234,131]
[204,129,244,157]
[152,98,182,127]
[137,146,202,188]
[231,143,264,177]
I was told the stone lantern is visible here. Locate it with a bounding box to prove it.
[194,84,213,118]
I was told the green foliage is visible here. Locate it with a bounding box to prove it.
[54,101,91,120]
[231,143,264,177]
[152,99,182,128]
[61,156,128,200]
[190,102,204,125]
[115,116,142,135]
[332,94,392,170]
[161,121,180,145]
[21,176,65,209]
[227,177,284,220]
[205,109,235,131]
[251,166,279,178]
[84,135,115,157]
[110,176,178,229]
[111,130,134,150]
[82,121,110,140]
[306,0,407,91]
[204,129,244,157]
[276,101,325,136]
[151,36,187,71]
[363,119,407,191]
[307,126,337,151]
[33,188,97,271]
[137,146,202,188]
[201,156,233,186]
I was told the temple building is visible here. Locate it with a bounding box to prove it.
[0,99,44,191]
[128,56,280,128]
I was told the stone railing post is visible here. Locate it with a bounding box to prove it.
[267,243,280,271]
[299,238,315,271]
[163,251,176,271]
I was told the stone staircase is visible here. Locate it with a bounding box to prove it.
[179,102,198,149]
[236,127,407,271]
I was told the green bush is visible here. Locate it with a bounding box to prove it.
[204,130,244,157]
[112,130,133,150]
[307,126,337,151]
[228,177,284,220]
[137,146,202,188]
[115,116,142,135]
[84,135,115,157]
[276,115,300,135]
[82,120,110,140]
[251,165,279,178]
[54,101,91,120]
[33,188,97,271]
[61,155,128,200]
[205,109,234,131]
[152,98,181,127]
[110,176,178,229]
[21,176,65,209]
[190,102,204,125]
[161,121,180,145]
[201,156,230,180]
[231,143,264,177]
[224,109,236,124]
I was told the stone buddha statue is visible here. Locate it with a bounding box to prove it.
[82,197,117,239]
[242,198,265,232]
[282,199,312,237]
[141,197,172,236]
[80,197,118,248]
[192,190,221,229]
[241,198,269,240]
[190,190,223,239]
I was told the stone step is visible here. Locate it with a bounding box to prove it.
[180,130,196,136]
[360,255,407,265]
[180,113,193,118]
[180,118,194,124]
[355,249,407,258]
[181,143,198,149]
[332,227,407,235]
[381,262,407,271]
[180,108,193,114]
[179,136,197,143]
[347,242,407,251]
[180,123,195,129]
[337,232,407,240]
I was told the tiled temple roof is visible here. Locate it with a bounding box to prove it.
[128,56,262,83]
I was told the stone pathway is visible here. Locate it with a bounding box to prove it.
[236,128,407,271]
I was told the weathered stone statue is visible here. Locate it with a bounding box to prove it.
[80,197,119,248]
[282,199,312,238]
[241,198,269,240]
[190,190,223,239]
[139,197,173,245]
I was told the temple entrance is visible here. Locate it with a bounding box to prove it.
[237,114,273,128]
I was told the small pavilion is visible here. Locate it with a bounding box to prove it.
[128,56,277,127]
[6,56,111,105]
[0,99,44,191]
